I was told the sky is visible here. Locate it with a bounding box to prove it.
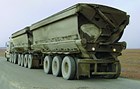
[0,0,140,48]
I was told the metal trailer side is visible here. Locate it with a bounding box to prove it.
[11,27,31,53]
[30,5,81,54]
[8,27,33,65]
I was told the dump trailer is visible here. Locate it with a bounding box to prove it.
[7,27,33,67]
[5,3,129,80]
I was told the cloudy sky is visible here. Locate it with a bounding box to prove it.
[0,0,140,48]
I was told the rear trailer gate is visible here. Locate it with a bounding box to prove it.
[77,59,119,79]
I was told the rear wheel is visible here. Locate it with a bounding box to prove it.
[52,56,62,76]
[6,58,9,62]
[62,56,76,80]
[24,54,28,68]
[9,54,12,62]
[18,54,21,66]
[20,54,24,67]
[28,54,39,69]
[13,53,18,64]
[11,53,14,63]
[28,54,33,69]
[44,56,52,74]
[5,53,9,62]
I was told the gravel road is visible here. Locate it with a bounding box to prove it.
[0,57,140,89]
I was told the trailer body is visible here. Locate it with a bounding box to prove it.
[31,15,80,54]
[11,27,31,53]
[5,3,129,80]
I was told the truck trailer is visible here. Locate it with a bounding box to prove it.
[5,3,129,80]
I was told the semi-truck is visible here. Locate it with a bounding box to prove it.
[5,3,129,80]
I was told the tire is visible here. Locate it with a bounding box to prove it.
[11,54,13,63]
[28,54,33,69]
[18,54,21,66]
[24,54,28,68]
[52,56,62,76]
[9,54,12,63]
[28,54,39,69]
[20,54,24,67]
[13,53,18,64]
[5,53,9,61]
[6,58,9,62]
[5,52,9,62]
[62,56,76,80]
[12,53,15,63]
[10,53,13,63]
[44,56,52,74]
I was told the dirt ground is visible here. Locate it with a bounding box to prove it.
[0,48,140,80]
[119,49,140,80]
[0,48,5,57]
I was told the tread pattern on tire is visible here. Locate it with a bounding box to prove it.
[52,56,62,77]
[44,56,52,74]
[62,56,76,80]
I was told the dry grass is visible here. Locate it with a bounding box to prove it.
[119,49,140,80]
[0,48,140,79]
[0,48,5,57]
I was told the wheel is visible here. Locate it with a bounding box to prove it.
[9,54,12,62]
[62,56,76,80]
[28,54,39,69]
[13,53,18,64]
[104,62,121,79]
[5,53,9,62]
[6,58,9,62]
[12,53,15,63]
[10,53,14,63]
[20,54,24,67]
[28,54,33,69]
[18,54,21,66]
[11,53,14,63]
[24,54,28,68]
[52,56,62,76]
[44,56,52,74]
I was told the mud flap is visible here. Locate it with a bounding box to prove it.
[77,60,90,79]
